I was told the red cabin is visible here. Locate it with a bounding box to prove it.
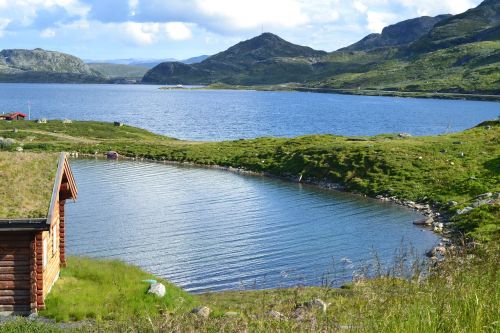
[0,112,27,120]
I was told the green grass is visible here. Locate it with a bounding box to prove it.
[315,41,500,94]
[2,245,497,332]
[1,119,498,207]
[0,151,59,218]
[40,257,196,322]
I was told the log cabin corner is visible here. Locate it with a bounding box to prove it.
[0,152,77,315]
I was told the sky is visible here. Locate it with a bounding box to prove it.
[0,0,484,61]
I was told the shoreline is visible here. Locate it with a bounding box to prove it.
[159,84,500,102]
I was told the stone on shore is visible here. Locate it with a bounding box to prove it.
[147,282,166,297]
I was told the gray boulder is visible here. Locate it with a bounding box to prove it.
[147,282,166,297]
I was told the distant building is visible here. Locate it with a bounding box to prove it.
[0,152,77,315]
[0,112,27,120]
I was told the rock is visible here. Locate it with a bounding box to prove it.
[147,282,166,297]
[448,201,458,206]
[458,152,464,157]
[303,298,329,313]
[37,118,47,124]
[398,133,412,138]
[267,310,286,320]
[427,246,446,257]
[16,146,23,152]
[62,119,73,124]
[476,192,493,199]
[224,311,239,317]
[417,156,423,160]
[106,151,119,159]
[457,206,473,215]
[413,217,433,226]
[114,121,124,127]
[191,306,210,318]
[471,199,491,208]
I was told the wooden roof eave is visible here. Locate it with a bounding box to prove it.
[0,218,49,231]
[46,152,78,226]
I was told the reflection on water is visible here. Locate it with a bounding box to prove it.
[66,159,438,292]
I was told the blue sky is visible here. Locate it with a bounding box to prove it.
[0,0,484,60]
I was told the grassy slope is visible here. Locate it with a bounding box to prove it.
[314,41,500,94]
[0,120,498,206]
[2,247,498,332]
[40,257,195,322]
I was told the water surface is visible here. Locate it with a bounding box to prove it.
[1,83,498,140]
[65,159,438,292]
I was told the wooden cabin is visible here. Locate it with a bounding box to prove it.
[0,152,77,315]
[0,112,27,121]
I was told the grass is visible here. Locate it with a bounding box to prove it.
[1,245,498,332]
[0,119,498,207]
[40,257,196,322]
[0,151,59,218]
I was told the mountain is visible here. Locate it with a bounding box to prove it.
[86,56,210,69]
[142,33,327,84]
[0,48,105,83]
[87,63,148,80]
[408,0,500,53]
[182,55,210,64]
[340,15,452,52]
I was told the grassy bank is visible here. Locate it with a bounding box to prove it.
[1,245,498,332]
[0,119,498,207]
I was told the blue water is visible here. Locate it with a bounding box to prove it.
[0,83,498,140]
[65,159,438,293]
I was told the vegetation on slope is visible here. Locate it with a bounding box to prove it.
[315,41,500,94]
[0,120,498,207]
[40,257,195,322]
[1,245,498,332]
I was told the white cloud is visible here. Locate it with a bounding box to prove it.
[123,22,159,45]
[40,27,56,38]
[396,0,478,15]
[165,22,192,40]
[0,18,10,37]
[366,11,398,32]
[196,0,309,29]
[128,0,139,16]
[353,1,368,13]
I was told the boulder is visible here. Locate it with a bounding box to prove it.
[303,298,329,313]
[267,310,286,320]
[224,311,239,317]
[191,306,210,318]
[147,282,166,297]
[457,207,473,215]
[413,217,433,226]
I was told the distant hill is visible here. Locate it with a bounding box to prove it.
[88,63,148,80]
[0,48,105,83]
[340,15,452,52]
[142,33,327,84]
[87,55,210,69]
[142,1,499,94]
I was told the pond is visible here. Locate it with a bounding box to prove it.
[65,159,438,293]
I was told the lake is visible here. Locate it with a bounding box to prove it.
[65,159,438,293]
[0,83,498,140]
